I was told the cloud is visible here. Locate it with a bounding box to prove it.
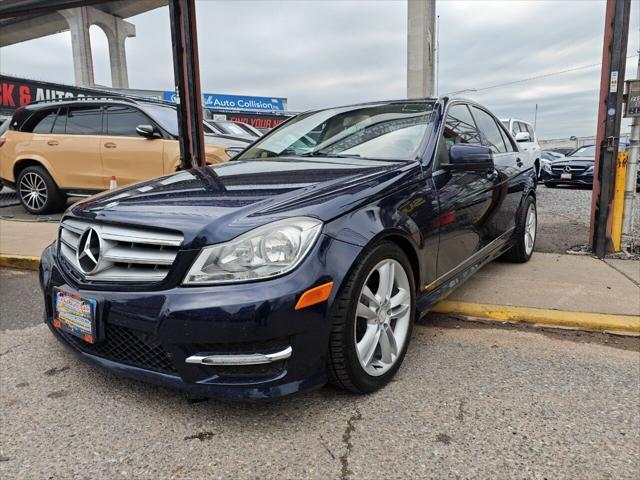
[0,0,638,139]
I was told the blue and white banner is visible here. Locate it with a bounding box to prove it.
[163,91,286,112]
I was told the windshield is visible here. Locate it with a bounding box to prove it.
[236,101,435,161]
[218,121,250,136]
[569,145,595,157]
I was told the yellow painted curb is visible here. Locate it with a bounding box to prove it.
[0,254,40,271]
[432,300,640,335]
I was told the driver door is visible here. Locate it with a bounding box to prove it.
[101,105,164,186]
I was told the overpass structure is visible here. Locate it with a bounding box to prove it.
[0,0,167,88]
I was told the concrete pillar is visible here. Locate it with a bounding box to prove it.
[407,0,436,99]
[90,7,136,89]
[59,7,95,87]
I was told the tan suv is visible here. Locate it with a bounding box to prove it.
[0,99,250,213]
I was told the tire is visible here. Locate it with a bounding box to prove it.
[17,166,66,214]
[328,241,416,393]
[502,195,537,263]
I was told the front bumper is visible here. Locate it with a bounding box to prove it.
[540,169,593,186]
[40,234,362,400]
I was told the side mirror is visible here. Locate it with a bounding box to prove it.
[136,124,160,139]
[442,144,494,171]
[515,131,530,142]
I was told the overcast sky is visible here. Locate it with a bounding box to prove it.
[1,0,638,139]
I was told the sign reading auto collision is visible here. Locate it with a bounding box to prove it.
[164,91,287,112]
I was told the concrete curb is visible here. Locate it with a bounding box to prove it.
[0,254,40,271]
[432,300,640,335]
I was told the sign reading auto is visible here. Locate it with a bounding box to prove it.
[0,75,99,111]
[164,91,287,112]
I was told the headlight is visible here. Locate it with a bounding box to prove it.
[585,165,594,174]
[183,217,323,285]
[542,162,552,172]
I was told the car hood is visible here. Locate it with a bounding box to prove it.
[68,157,419,248]
[551,156,594,167]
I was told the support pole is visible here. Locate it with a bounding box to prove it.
[60,7,95,87]
[407,0,436,99]
[169,0,205,170]
[621,55,640,250]
[589,0,631,258]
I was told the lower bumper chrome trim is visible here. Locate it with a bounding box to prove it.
[185,346,293,366]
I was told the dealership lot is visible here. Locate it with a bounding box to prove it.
[0,268,638,479]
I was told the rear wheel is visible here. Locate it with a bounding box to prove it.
[17,166,66,214]
[328,242,415,393]
[502,195,537,263]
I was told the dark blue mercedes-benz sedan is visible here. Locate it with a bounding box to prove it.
[40,98,537,400]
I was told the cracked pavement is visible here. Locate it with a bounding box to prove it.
[1,268,639,479]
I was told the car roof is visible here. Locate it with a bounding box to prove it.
[18,96,174,112]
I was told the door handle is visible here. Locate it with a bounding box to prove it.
[104,142,117,148]
[47,140,59,146]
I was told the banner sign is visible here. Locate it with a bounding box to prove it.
[625,80,640,118]
[164,91,286,112]
[205,109,292,130]
[0,75,104,112]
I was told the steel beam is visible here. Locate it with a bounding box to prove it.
[168,0,205,170]
[590,0,631,258]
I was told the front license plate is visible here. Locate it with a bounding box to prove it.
[560,173,572,180]
[54,288,97,344]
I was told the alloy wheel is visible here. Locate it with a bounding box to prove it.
[354,259,411,376]
[524,203,537,255]
[19,172,48,211]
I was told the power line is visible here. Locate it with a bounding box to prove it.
[443,54,640,95]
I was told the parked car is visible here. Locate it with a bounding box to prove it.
[40,98,538,400]
[0,98,250,214]
[205,119,262,138]
[549,147,577,156]
[540,144,595,187]
[500,118,541,176]
[539,150,564,180]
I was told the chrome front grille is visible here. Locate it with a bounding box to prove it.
[551,166,587,174]
[58,218,183,283]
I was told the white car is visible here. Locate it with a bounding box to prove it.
[501,118,542,177]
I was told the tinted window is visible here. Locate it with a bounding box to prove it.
[106,106,150,136]
[66,106,102,135]
[21,109,57,133]
[471,107,507,154]
[52,107,67,134]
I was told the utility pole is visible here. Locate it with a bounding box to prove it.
[589,0,631,258]
[407,0,436,98]
[622,54,640,250]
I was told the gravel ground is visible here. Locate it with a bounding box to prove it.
[1,271,639,480]
[536,185,640,254]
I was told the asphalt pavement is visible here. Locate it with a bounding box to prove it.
[1,269,639,479]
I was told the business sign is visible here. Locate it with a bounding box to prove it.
[625,79,640,118]
[163,91,286,112]
[0,75,107,113]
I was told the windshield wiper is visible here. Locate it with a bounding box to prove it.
[298,151,361,158]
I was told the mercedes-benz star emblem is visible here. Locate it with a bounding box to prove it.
[564,166,572,173]
[77,228,102,274]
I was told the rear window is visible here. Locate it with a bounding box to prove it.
[20,108,58,133]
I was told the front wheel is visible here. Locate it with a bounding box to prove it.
[328,242,416,393]
[502,195,537,263]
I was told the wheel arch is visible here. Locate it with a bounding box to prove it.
[13,157,58,185]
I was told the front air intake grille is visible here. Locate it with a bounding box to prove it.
[58,218,183,284]
[59,323,177,375]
